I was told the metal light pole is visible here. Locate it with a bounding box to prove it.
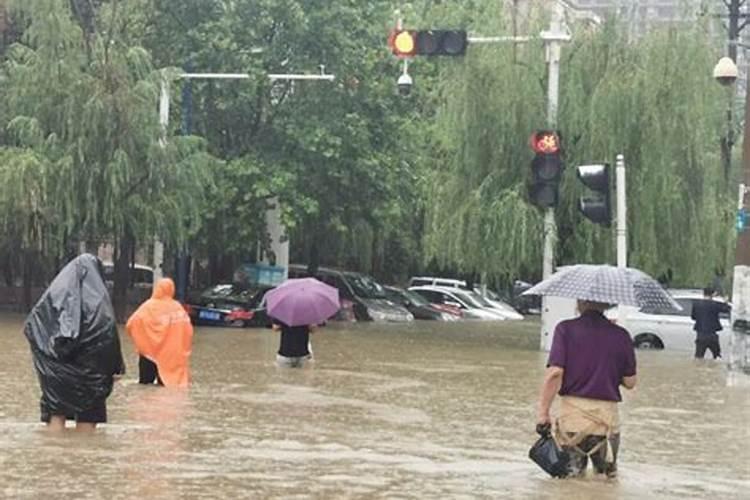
[538,4,571,351]
[539,4,569,281]
[154,68,335,288]
[615,154,627,268]
[729,75,750,381]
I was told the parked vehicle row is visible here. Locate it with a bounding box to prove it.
[182,269,532,328]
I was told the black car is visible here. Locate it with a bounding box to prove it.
[287,265,413,322]
[383,286,455,320]
[184,284,273,328]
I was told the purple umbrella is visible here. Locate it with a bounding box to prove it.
[265,278,340,327]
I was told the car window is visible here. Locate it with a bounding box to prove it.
[451,290,481,308]
[132,268,153,285]
[409,278,430,287]
[413,289,442,304]
[674,298,695,317]
[403,289,429,307]
[467,291,493,307]
[346,274,387,299]
[640,298,692,317]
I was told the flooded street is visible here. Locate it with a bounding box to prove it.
[0,314,748,499]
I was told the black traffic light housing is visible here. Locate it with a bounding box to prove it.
[390,29,468,57]
[528,130,563,208]
[576,164,611,226]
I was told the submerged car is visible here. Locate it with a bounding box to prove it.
[383,286,459,321]
[288,265,413,322]
[184,284,271,328]
[408,286,506,321]
[616,290,731,351]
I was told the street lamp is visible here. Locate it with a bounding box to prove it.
[714,56,740,183]
[713,56,739,85]
[712,53,750,379]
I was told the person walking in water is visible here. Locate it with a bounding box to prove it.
[272,319,316,368]
[24,254,125,432]
[691,287,731,360]
[126,278,193,387]
[537,300,637,478]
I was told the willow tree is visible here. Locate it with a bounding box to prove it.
[139,0,430,283]
[0,0,214,314]
[422,5,733,289]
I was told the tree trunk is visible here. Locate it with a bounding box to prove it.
[21,248,34,313]
[112,229,134,323]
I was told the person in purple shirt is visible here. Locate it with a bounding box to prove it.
[537,300,637,478]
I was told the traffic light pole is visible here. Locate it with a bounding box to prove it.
[155,69,335,287]
[616,154,627,268]
[539,5,571,351]
[540,5,570,281]
[729,67,750,381]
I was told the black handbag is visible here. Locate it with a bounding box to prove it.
[529,423,570,478]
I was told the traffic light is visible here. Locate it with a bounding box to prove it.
[528,130,563,208]
[389,29,468,57]
[576,164,611,226]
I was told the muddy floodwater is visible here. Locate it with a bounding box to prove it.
[0,314,748,499]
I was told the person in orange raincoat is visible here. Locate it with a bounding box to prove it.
[126,278,193,387]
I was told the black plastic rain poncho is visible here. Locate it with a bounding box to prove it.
[24,254,125,417]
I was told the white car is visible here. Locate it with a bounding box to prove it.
[101,261,154,288]
[408,276,524,320]
[615,290,731,352]
[408,286,506,321]
[408,276,468,288]
[472,288,525,320]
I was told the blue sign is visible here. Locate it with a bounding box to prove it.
[737,208,747,233]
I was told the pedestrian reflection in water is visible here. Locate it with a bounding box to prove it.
[123,386,191,497]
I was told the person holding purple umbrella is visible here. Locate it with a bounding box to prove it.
[265,277,339,368]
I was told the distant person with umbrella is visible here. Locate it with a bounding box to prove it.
[690,287,731,360]
[525,265,681,478]
[265,278,339,368]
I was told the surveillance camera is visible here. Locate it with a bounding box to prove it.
[397,72,413,96]
[713,57,738,86]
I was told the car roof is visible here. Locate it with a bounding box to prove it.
[409,276,467,286]
[289,264,364,277]
[410,285,472,295]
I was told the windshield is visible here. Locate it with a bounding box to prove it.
[467,291,494,307]
[202,284,255,302]
[346,274,387,299]
[452,290,482,308]
[403,289,429,306]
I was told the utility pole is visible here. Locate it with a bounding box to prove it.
[538,3,571,351]
[154,68,335,291]
[615,154,627,268]
[729,75,750,381]
[540,4,568,281]
[721,0,750,182]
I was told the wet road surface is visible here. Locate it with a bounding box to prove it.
[0,315,748,499]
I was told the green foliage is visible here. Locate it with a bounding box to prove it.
[422,7,735,288]
[0,0,214,285]
[0,0,736,294]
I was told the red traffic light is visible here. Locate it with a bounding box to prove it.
[530,131,561,155]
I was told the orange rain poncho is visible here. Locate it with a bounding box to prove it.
[126,278,193,387]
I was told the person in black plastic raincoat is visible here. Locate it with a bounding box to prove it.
[24,254,125,431]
